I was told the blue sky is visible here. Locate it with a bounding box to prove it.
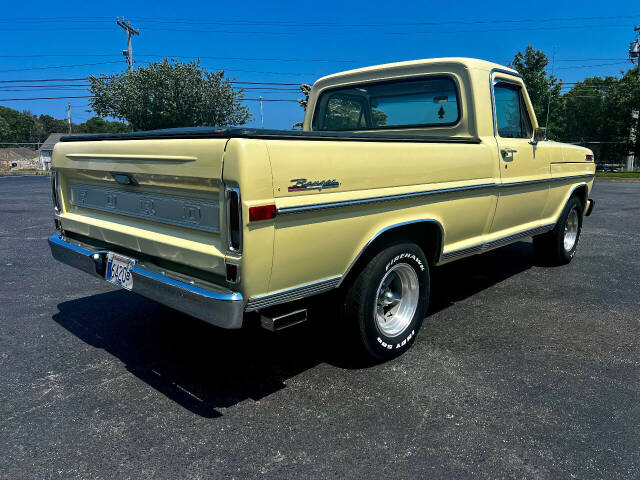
[1,0,638,130]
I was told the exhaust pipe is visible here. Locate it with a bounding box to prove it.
[260,308,307,332]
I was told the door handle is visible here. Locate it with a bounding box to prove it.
[501,149,517,160]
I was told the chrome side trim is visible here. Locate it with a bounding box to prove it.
[438,243,484,262]
[277,182,496,215]
[483,224,554,250]
[277,174,595,215]
[336,219,445,288]
[500,178,549,188]
[246,276,341,311]
[48,234,245,329]
[550,174,595,183]
[440,223,555,262]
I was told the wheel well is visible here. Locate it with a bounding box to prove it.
[340,221,443,288]
[570,184,588,208]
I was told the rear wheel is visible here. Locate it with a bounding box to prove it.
[342,243,429,361]
[533,196,584,265]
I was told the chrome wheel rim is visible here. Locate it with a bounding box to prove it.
[374,263,419,337]
[564,207,579,252]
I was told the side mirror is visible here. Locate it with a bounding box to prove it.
[533,127,546,143]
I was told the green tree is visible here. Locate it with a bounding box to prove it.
[0,107,39,144]
[77,116,130,133]
[293,84,312,129]
[617,66,640,164]
[557,67,639,166]
[509,45,563,136]
[38,114,69,137]
[0,116,11,142]
[88,59,251,131]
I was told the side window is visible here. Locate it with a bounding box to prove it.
[494,83,533,139]
[320,95,368,131]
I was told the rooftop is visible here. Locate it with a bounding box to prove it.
[315,57,518,85]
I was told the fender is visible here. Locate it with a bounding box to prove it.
[336,218,445,288]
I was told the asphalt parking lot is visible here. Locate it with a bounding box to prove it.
[1,175,639,479]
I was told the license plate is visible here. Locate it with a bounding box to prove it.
[106,253,135,290]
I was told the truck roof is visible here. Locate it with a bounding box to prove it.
[314,57,519,85]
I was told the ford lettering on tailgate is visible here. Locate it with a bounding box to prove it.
[69,184,220,232]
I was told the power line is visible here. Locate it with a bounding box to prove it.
[0,62,122,73]
[0,77,307,86]
[0,53,357,63]
[124,23,635,36]
[0,88,89,92]
[556,61,630,69]
[0,85,299,91]
[0,95,298,102]
[0,78,88,83]
[0,63,323,76]
[0,13,636,26]
[126,13,638,26]
[0,95,93,101]
[0,23,632,35]
[2,53,631,65]
[0,84,90,88]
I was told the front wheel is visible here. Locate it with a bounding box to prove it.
[533,196,584,265]
[342,243,429,361]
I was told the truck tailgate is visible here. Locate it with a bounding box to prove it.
[52,138,229,280]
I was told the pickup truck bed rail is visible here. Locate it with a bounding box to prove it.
[59,127,482,144]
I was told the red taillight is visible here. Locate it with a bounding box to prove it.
[249,204,277,222]
[586,154,594,161]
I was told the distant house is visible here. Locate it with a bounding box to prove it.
[39,133,93,170]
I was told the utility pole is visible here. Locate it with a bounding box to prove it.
[545,45,557,137]
[117,17,140,71]
[627,25,640,171]
[67,103,72,134]
[259,96,264,128]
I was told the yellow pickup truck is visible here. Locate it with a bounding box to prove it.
[48,58,595,360]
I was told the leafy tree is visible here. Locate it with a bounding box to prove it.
[297,84,312,111]
[0,116,11,142]
[617,66,640,164]
[293,84,312,129]
[0,106,39,144]
[293,83,387,130]
[88,59,252,131]
[38,114,69,137]
[509,45,563,136]
[77,117,129,134]
[557,66,640,165]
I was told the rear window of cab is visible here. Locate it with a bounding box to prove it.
[312,76,461,131]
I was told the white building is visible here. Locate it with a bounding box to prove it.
[39,133,93,170]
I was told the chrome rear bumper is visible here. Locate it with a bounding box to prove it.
[48,234,245,328]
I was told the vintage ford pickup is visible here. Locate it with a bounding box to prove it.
[48,58,595,360]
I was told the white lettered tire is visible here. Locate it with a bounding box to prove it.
[342,243,429,361]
